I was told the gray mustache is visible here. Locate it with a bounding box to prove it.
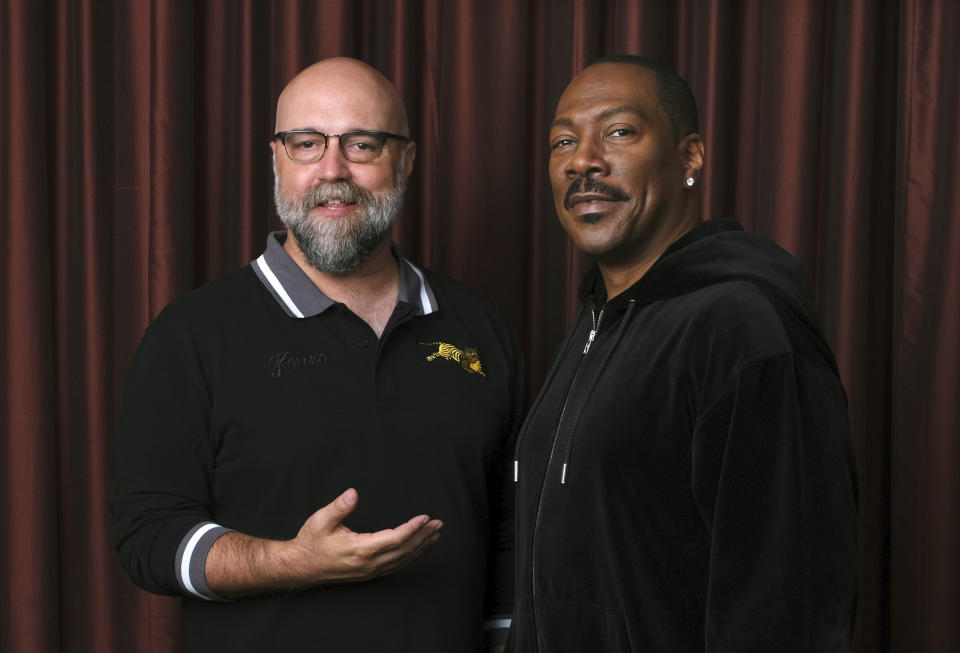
[302,181,368,208]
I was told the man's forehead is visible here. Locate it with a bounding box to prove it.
[275,60,408,134]
[553,65,662,127]
[551,105,646,129]
[278,90,391,131]
[278,88,392,131]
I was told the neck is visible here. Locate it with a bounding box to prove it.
[283,234,399,337]
[599,212,701,300]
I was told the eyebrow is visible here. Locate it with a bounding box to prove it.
[550,105,645,129]
[280,127,379,134]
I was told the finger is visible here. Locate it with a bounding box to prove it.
[358,517,443,562]
[380,516,442,551]
[367,527,442,577]
[335,519,443,581]
[318,488,359,528]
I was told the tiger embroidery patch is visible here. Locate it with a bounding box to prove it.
[420,341,486,377]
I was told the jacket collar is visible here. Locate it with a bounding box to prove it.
[251,231,438,318]
[578,219,745,310]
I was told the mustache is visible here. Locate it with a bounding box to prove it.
[563,177,631,210]
[301,181,373,208]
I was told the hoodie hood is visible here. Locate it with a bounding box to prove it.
[579,218,838,374]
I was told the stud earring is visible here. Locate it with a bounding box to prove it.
[685,177,696,188]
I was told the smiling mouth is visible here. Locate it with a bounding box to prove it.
[312,198,360,215]
[568,196,622,224]
[568,194,619,207]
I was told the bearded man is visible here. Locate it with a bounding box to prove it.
[110,58,521,653]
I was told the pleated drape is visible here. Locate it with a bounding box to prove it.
[2,1,957,651]
[891,3,960,651]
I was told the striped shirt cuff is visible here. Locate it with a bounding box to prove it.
[483,616,511,647]
[174,522,233,601]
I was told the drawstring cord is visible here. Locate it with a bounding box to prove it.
[513,304,588,483]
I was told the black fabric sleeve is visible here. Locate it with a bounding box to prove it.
[484,317,525,644]
[109,320,219,596]
[692,354,858,652]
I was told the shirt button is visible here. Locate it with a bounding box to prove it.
[357,338,369,348]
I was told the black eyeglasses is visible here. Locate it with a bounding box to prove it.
[273,129,409,164]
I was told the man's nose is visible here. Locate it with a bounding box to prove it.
[566,137,609,178]
[313,136,352,181]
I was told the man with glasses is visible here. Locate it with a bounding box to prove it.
[110,58,520,652]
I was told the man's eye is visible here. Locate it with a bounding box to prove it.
[343,135,380,152]
[551,138,575,150]
[294,140,319,149]
[609,128,635,137]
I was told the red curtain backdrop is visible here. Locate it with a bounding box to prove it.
[2,1,957,651]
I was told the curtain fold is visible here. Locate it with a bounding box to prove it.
[3,1,62,650]
[892,2,960,651]
[2,1,957,651]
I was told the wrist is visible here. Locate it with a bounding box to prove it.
[260,536,311,589]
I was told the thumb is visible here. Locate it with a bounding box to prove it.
[323,488,359,525]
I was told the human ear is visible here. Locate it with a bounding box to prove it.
[679,133,704,181]
[402,141,417,182]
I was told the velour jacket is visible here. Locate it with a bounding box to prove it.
[508,219,857,652]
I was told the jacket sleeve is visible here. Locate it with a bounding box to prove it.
[108,320,224,598]
[692,353,858,652]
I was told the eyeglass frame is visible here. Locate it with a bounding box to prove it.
[273,129,410,164]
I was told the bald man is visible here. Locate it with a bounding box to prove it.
[110,58,521,652]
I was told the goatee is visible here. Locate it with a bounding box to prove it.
[273,153,407,275]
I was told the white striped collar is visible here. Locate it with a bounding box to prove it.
[251,232,438,319]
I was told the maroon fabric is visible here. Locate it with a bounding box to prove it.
[2,1,957,651]
[891,2,960,652]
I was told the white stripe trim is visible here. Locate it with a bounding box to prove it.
[256,255,304,318]
[180,523,220,598]
[483,618,512,630]
[405,260,435,314]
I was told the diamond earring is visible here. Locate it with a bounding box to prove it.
[685,177,696,188]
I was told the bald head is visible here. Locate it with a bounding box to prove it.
[275,57,410,136]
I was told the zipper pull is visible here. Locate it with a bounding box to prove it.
[583,307,603,354]
[583,328,597,354]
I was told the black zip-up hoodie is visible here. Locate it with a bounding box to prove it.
[507,219,857,652]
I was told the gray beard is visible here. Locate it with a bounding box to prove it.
[273,153,406,275]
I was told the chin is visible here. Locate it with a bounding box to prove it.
[568,235,611,258]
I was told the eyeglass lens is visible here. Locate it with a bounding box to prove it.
[283,131,386,163]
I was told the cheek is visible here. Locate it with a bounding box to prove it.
[276,165,311,195]
[549,163,569,210]
[357,167,397,195]
[551,188,567,218]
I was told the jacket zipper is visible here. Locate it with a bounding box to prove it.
[530,306,604,651]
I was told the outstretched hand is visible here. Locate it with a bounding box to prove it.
[289,488,444,584]
[205,488,443,597]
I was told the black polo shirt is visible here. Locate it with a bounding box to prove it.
[111,232,522,651]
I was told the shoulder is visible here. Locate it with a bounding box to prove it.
[691,280,783,325]
[154,266,259,321]
[144,265,265,346]
[679,280,786,338]
[663,280,794,369]
[421,268,513,324]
